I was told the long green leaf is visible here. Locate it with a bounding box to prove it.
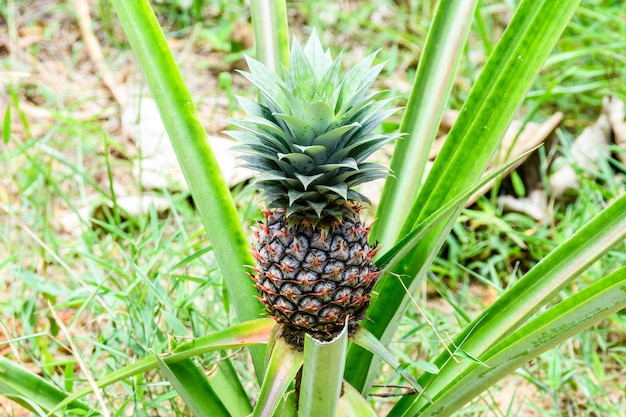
[206,359,255,417]
[299,327,348,417]
[346,0,582,393]
[52,319,274,414]
[396,265,626,417]
[253,336,303,417]
[156,357,230,417]
[110,0,266,377]
[371,0,478,249]
[336,381,377,417]
[250,0,289,74]
[0,356,93,416]
[392,192,626,414]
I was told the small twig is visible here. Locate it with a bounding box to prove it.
[48,301,112,417]
[369,384,418,398]
[70,0,126,106]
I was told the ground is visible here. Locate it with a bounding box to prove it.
[1,0,625,416]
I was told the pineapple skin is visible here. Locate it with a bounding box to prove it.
[252,207,380,340]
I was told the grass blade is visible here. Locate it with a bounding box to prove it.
[2,104,10,144]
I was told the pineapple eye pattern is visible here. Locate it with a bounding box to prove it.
[252,207,381,341]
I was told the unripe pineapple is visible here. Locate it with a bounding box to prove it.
[229,32,398,342]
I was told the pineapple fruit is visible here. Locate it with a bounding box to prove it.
[229,32,398,343]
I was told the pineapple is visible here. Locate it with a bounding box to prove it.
[229,32,398,343]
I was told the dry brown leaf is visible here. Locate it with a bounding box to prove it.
[549,101,613,198]
[604,96,626,165]
[209,135,256,186]
[466,112,563,206]
[122,84,253,192]
[121,90,188,191]
[497,189,548,221]
[231,21,255,51]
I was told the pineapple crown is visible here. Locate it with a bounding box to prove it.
[228,31,400,220]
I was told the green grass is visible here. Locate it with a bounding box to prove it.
[1,0,625,415]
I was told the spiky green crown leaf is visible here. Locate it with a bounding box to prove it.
[229,31,399,220]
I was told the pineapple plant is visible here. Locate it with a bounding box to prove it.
[229,32,399,343]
